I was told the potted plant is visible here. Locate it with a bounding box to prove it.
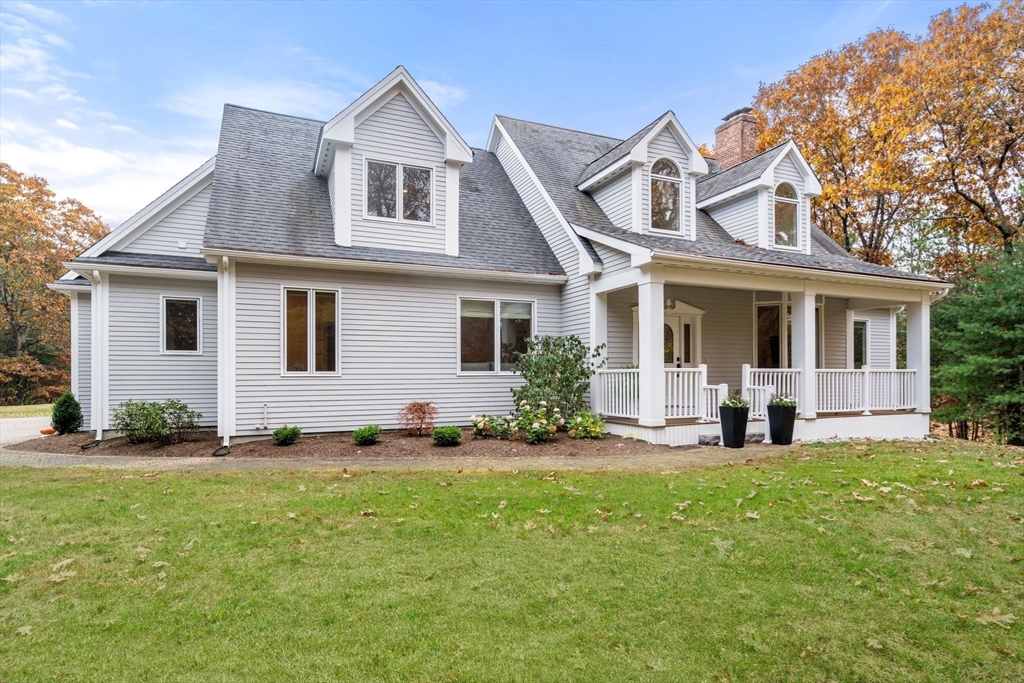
[719,394,750,449]
[767,395,797,446]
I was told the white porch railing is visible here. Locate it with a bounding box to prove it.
[596,369,639,419]
[868,370,916,411]
[702,384,726,422]
[665,368,703,419]
[816,370,865,413]
[744,366,802,404]
[816,369,917,413]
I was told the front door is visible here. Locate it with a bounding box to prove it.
[664,315,698,369]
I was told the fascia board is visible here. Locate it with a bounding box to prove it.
[63,262,218,280]
[765,142,823,196]
[695,179,766,209]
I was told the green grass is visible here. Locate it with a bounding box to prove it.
[2,441,1022,682]
[0,404,52,419]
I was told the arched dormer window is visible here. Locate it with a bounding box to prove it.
[650,158,681,233]
[773,182,798,248]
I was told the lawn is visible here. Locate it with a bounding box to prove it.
[0,404,52,419]
[1,441,1021,682]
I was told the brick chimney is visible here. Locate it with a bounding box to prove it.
[714,107,757,171]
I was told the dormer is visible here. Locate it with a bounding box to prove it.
[578,112,708,240]
[313,66,473,256]
[695,110,822,254]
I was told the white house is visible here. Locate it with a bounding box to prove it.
[51,67,950,447]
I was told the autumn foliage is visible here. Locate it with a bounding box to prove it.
[0,163,108,404]
[752,1,1022,277]
[397,401,438,436]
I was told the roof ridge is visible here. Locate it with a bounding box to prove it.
[697,140,790,183]
[497,114,622,141]
[223,103,327,124]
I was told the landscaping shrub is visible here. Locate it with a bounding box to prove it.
[110,399,202,444]
[517,401,563,444]
[511,335,604,420]
[51,391,83,435]
[353,424,382,446]
[398,401,437,436]
[432,426,462,447]
[470,413,519,439]
[273,425,302,447]
[567,410,604,439]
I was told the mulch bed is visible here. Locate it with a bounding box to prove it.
[10,429,694,459]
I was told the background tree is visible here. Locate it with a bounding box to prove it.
[0,163,107,404]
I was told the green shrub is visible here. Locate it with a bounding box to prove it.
[518,401,563,444]
[470,413,519,439]
[51,391,83,435]
[273,425,301,446]
[110,399,203,444]
[432,426,462,447]
[567,410,604,439]
[353,424,382,446]
[511,335,605,421]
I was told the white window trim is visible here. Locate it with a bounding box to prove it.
[648,157,683,236]
[160,295,202,355]
[852,317,871,370]
[280,286,341,377]
[456,296,536,376]
[750,297,824,368]
[362,156,435,226]
[772,182,801,251]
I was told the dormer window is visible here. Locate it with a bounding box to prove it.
[650,158,681,232]
[365,159,432,224]
[774,182,798,248]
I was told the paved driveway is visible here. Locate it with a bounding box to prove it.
[0,417,51,447]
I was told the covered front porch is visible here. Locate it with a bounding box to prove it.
[588,261,935,446]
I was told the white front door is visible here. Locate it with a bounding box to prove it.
[664,315,698,369]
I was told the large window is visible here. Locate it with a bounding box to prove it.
[284,289,338,374]
[755,302,823,368]
[459,298,533,373]
[162,297,200,354]
[853,319,868,369]
[365,159,432,223]
[650,158,681,232]
[774,182,798,248]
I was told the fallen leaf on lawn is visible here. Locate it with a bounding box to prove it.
[498,500,507,509]
[491,512,500,519]
[799,645,820,659]
[987,537,1001,546]
[668,514,687,522]
[746,490,757,499]
[735,499,743,507]
[745,511,760,520]
[711,537,734,557]
[47,570,76,583]
[136,515,147,520]
[852,493,875,502]
[157,571,167,581]
[976,608,1016,629]
[50,558,74,572]
[183,539,195,552]
[152,561,170,568]
[130,503,141,510]
[991,644,1015,657]
[675,501,691,510]
[821,515,837,522]
[586,525,598,534]
[360,509,374,517]
[878,487,892,493]
[523,519,536,530]
[865,638,883,650]
[536,509,551,514]
[16,625,32,636]
[297,485,306,492]
[860,479,878,488]
[286,512,297,519]
[954,548,973,559]
[3,573,25,582]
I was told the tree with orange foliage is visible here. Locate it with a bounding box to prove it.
[0,163,108,404]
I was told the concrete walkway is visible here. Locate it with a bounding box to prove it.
[0,417,51,447]
[0,443,783,472]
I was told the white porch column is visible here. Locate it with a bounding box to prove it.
[638,277,665,426]
[217,256,237,446]
[89,270,109,440]
[791,288,817,419]
[589,289,608,413]
[906,294,931,413]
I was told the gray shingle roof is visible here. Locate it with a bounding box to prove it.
[497,115,941,284]
[695,142,788,203]
[70,252,217,271]
[202,105,564,277]
[577,113,664,185]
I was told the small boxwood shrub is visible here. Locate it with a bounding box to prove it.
[567,410,604,439]
[353,424,382,446]
[432,426,462,447]
[51,391,83,435]
[111,399,202,444]
[273,425,302,447]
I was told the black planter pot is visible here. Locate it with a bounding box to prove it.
[719,406,749,449]
[767,405,797,445]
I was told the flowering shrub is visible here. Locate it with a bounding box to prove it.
[720,394,750,409]
[470,413,519,439]
[511,335,605,420]
[567,410,605,439]
[768,394,797,408]
[517,400,564,444]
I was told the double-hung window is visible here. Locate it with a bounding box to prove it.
[459,298,533,373]
[365,159,432,223]
[283,289,338,374]
[162,297,201,354]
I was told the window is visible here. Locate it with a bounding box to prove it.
[755,305,782,368]
[650,158,681,232]
[283,289,338,374]
[365,159,431,223]
[853,320,868,369]
[162,297,200,353]
[459,298,533,373]
[774,182,798,248]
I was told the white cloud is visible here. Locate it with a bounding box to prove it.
[54,118,78,129]
[159,79,358,122]
[2,87,38,100]
[108,124,135,134]
[8,2,70,26]
[420,80,467,109]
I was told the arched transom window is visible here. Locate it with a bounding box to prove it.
[650,158,681,233]
[773,182,798,248]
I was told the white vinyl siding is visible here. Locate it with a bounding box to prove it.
[350,93,446,253]
[591,172,633,231]
[707,192,760,245]
[822,297,848,369]
[232,263,560,435]
[771,154,810,253]
[492,132,589,343]
[858,308,896,368]
[106,275,218,426]
[592,243,632,276]
[77,292,92,430]
[642,129,691,236]
[121,185,212,257]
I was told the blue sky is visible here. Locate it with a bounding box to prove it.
[1,0,970,224]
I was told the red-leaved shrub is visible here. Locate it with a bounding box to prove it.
[398,401,437,436]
